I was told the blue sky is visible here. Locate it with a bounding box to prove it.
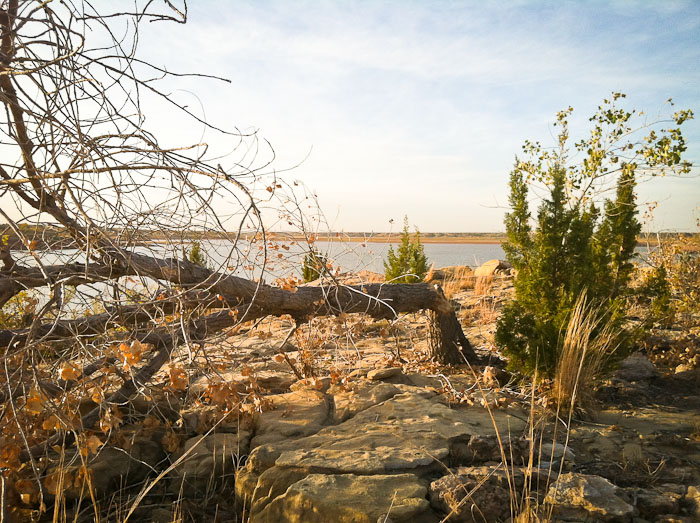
[124,1,699,231]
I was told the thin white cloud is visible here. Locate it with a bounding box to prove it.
[97,1,700,231]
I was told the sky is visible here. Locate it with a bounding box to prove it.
[6,0,700,233]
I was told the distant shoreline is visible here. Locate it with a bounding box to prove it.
[264,233,507,245]
[287,235,504,245]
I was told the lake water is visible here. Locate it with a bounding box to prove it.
[309,241,506,274]
[168,239,508,281]
[9,240,508,309]
[12,240,653,303]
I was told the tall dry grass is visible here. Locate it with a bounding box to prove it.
[473,275,493,297]
[455,291,621,522]
[553,293,620,413]
[439,266,476,299]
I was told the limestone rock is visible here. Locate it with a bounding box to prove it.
[474,259,511,278]
[616,353,659,382]
[249,389,330,448]
[169,431,250,494]
[237,392,526,518]
[253,473,430,523]
[271,393,513,475]
[430,464,558,521]
[545,473,634,521]
[241,466,310,517]
[332,382,401,423]
[367,367,403,380]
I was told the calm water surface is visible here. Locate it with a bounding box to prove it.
[14,240,652,301]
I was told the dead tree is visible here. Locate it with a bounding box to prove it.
[0,0,476,484]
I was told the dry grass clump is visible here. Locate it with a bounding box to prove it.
[553,293,620,413]
[457,291,622,522]
[474,275,493,297]
[435,266,476,299]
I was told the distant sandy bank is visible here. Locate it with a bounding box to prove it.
[274,234,506,245]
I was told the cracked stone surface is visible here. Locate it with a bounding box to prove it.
[236,389,526,520]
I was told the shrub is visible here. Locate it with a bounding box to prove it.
[639,264,674,325]
[0,291,34,329]
[187,241,210,269]
[384,216,429,283]
[645,232,700,325]
[496,94,693,376]
[302,248,328,282]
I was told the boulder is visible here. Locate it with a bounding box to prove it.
[616,353,659,382]
[474,259,511,278]
[253,473,430,523]
[545,473,634,521]
[430,465,558,522]
[272,393,475,475]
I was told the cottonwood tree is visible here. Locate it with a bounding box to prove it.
[0,2,475,516]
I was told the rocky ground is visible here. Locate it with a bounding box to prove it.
[15,263,700,522]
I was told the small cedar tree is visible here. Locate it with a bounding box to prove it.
[302,248,328,282]
[384,216,429,284]
[495,94,693,376]
[187,241,210,269]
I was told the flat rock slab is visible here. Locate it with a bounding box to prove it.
[238,391,526,518]
[250,389,330,448]
[367,367,403,380]
[332,382,401,423]
[272,392,504,474]
[252,473,430,523]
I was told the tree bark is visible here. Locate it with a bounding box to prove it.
[1,252,476,363]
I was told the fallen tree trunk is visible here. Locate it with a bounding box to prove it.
[1,279,476,361]
[1,250,477,362]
